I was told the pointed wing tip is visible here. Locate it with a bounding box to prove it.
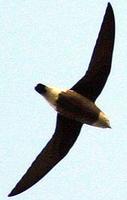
[8,193,11,197]
[108,2,111,7]
[106,2,115,29]
[8,191,16,197]
[107,2,113,12]
[8,193,13,197]
[8,186,24,197]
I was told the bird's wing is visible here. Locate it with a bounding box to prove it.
[8,114,82,197]
[71,3,115,101]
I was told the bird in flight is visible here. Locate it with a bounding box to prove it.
[8,3,115,197]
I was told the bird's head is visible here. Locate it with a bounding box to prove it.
[35,83,47,95]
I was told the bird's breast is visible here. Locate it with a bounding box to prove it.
[56,90,101,125]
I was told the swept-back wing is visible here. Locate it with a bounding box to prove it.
[8,115,82,196]
[71,3,115,101]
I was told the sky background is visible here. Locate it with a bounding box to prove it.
[1,0,127,200]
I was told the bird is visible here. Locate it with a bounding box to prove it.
[8,3,115,197]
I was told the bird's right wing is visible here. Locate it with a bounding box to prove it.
[8,114,82,197]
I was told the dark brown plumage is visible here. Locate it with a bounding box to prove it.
[8,3,115,197]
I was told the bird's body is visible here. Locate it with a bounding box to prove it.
[8,3,115,197]
[35,84,110,128]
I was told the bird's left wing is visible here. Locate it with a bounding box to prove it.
[8,114,82,197]
[71,3,115,101]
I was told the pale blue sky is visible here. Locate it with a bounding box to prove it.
[1,1,127,200]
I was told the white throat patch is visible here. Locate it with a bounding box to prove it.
[44,86,66,109]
